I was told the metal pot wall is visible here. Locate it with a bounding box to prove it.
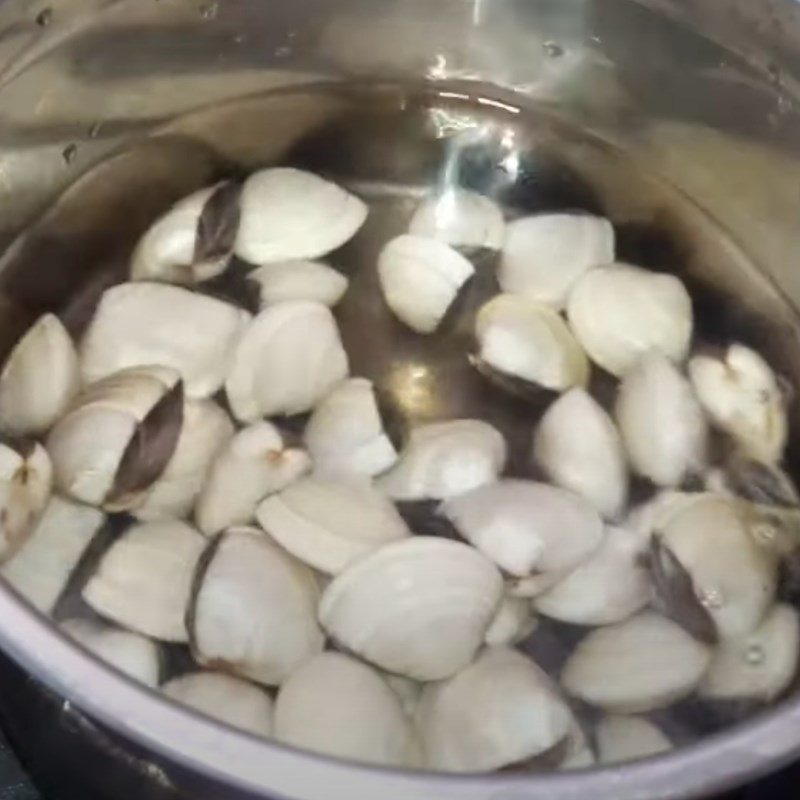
[1,1,800,798]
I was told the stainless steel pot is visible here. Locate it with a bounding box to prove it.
[2,1,800,798]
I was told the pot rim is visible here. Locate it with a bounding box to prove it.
[0,584,795,800]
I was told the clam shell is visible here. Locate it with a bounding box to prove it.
[274,652,416,767]
[377,420,507,502]
[2,495,104,613]
[83,520,206,642]
[558,721,596,771]
[561,610,711,713]
[595,716,672,765]
[225,301,349,422]
[248,261,349,308]
[235,168,367,264]
[384,674,423,718]
[408,189,505,250]
[378,234,475,334]
[440,480,604,579]
[0,314,79,437]
[319,537,503,681]
[195,422,311,536]
[625,490,712,541]
[163,672,273,737]
[256,476,410,575]
[417,647,572,773]
[61,618,161,687]
[475,294,589,392]
[190,527,324,686]
[615,352,708,487]
[533,388,628,519]
[80,283,250,398]
[485,593,539,646]
[567,264,693,377]
[499,213,614,309]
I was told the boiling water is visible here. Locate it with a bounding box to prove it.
[4,80,800,764]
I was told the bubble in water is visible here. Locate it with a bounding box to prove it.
[746,644,765,666]
[699,588,724,610]
[543,41,565,59]
[200,2,218,20]
[88,121,103,139]
[62,144,78,165]
[35,7,53,27]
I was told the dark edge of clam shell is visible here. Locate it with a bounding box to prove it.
[184,531,226,662]
[721,456,800,509]
[374,385,409,453]
[498,735,571,774]
[469,355,553,403]
[649,534,718,645]
[395,499,462,540]
[106,381,185,510]
[194,181,242,263]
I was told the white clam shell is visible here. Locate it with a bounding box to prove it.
[130,185,230,285]
[83,520,205,642]
[475,294,589,391]
[500,213,614,308]
[256,476,410,575]
[225,301,349,422]
[248,260,349,309]
[195,422,311,536]
[235,168,367,264]
[689,344,788,464]
[2,496,104,613]
[595,716,672,765]
[377,419,507,501]
[0,314,79,437]
[384,674,423,718]
[304,378,398,479]
[408,189,505,251]
[535,526,651,626]
[190,527,323,686]
[440,480,604,580]
[533,388,628,519]
[163,672,273,737]
[561,610,711,713]
[625,490,712,541]
[274,652,416,767]
[0,441,53,562]
[658,496,778,641]
[80,283,250,398]
[616,353,708,487]
[567,264,693,377]
[319,537,503,681]
[559,721,596,771]
[135,399,234,521]
[417,647,573,773]
[61,618,161,687]
[699,603,800,702]
[378,234,475,334]
[485,593,539,646]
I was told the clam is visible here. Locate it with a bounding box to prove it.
[616,352,708,487]
[46,366,184,510]
[377,234,475,334]
[318,537,503,681]
[689,344,788,464]
[416,647,573,773]
[234,167,368,264]
[499,213,614,309]
[189,527,324,686]
[80,282,250,398]
[535,525,651,626]
[130,182,240,285]
[255,476,410,575]
[304,378,400,479]
[0,314,79,437]
[567,264,693,377]
[485,593,539,646]
[625,490,711,541]
[274,652,416,767]
[652,495,778,641]
[195,422,311,536]
[561,611,711,713]
[134,399,234,521]
[698,603,800,703]
[533,388,629,519]
[408,189,505,251]
[248,260,349,308]
[2,495,104,613]
[473,294,589,394]
[384,674,423,718]
[377,419,507,501]
[61,618,161,687]
[225,301,349,422]
[440,480,603,581]
[83,519,206,642]
[0,440,53,562]
[595,716,672,765]
[163,672,273,738]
